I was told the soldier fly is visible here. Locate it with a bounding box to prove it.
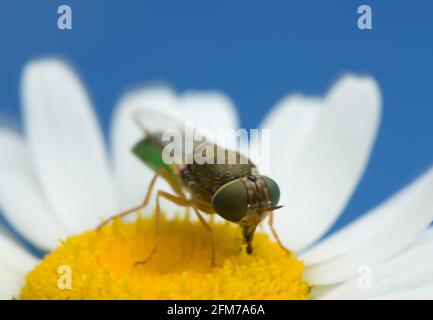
[97,110,288,266]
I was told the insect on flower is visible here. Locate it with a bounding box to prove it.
[97,110,288,266]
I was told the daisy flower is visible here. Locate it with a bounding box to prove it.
[0,58,432,300]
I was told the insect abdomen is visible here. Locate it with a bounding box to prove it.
[132,138,171,172]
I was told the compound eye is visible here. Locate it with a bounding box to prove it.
[262,176,280,206]
[211,180,248,222]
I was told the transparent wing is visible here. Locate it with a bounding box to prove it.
[134,108,185,147]
[134,108,215,165]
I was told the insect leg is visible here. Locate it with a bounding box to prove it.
[134,191,193,266]
[96,168,163,231]
[192,207,216,267]
[268,212,291,254]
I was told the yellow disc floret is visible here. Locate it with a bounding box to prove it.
[21,216,309,299]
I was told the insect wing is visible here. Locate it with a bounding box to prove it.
[134,108,214,165]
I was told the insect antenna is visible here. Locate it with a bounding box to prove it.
[261,205,284,212]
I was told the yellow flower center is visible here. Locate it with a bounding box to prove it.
[20,216,310,299]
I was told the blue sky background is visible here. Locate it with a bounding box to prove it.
[0,1,432,244]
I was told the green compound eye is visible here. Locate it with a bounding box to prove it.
[262,176,280,207]
[212,179,248,223]
[211,176,281,223]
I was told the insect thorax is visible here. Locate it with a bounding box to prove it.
[180,146,256,205]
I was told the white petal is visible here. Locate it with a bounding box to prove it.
[301,180,408,265]
[309,284,338,300]
[111,87,178,212]
[111,87,239,215]
[179,91,239,147]
[265,75,381,250]
[304,165,433,285]
[374,266,433,299]
[259,95,322,174]
[348,263,433,299]
[373,283,433,300]
[21,58,118,232]
[411,226,433,245]
[321,227,433,299]
[0,269,18,300]
[0,130,68,249]
[0,232,39,299]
